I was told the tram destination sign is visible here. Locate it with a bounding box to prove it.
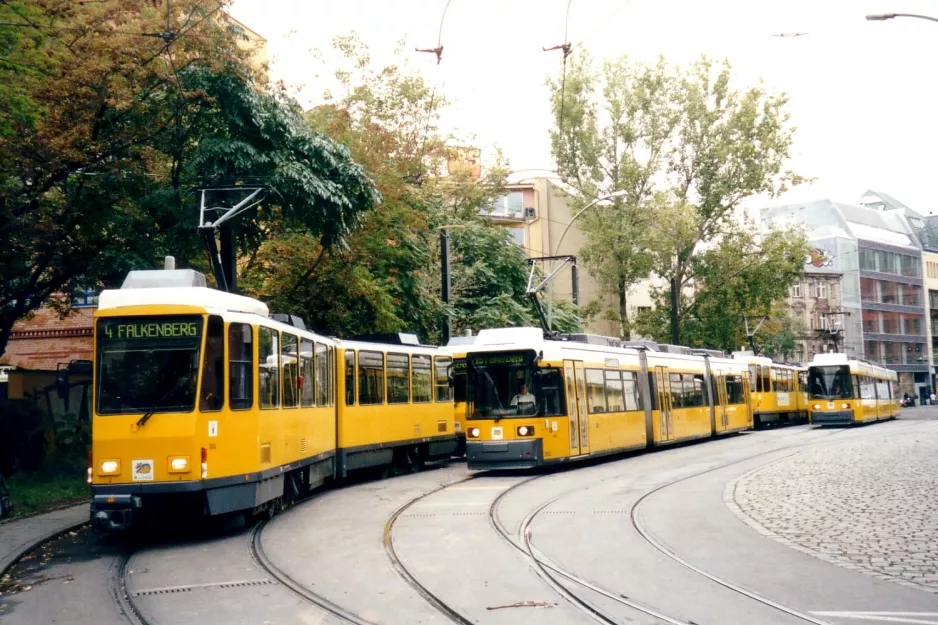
[468,351,534,367]
[97,316,203,341]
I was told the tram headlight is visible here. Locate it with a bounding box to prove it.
[841,403,849,410]
[168,456,190,473]
[813,403,821,410]
[468,427,481,438]
[516,426,535,437]
[99,460,120,475]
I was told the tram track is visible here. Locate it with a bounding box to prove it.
[108,550,148,625]
[489,422,922,625]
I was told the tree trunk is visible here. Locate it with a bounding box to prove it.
[618,279,628,339]
[670,276,680,345]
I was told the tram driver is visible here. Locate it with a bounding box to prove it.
[510,382,537,415]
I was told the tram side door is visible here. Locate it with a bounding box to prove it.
[564,361,581,456]
[715,375,729,431]
[655,366,673,441]
[564,361,589,456]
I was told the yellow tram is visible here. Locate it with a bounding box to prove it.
[463,328,753,470]
[90,267,456,531]
[731,353,808,427]
[807,353,900,425]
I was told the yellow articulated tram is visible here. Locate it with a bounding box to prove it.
[463,328,753,470]
[807,353,900,425]
[731,353,808,428]
[90,267,456,531]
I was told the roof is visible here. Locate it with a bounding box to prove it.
[98,287,269,317]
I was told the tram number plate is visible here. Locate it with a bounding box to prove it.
[491,427,503,440]
[827,402,834,409]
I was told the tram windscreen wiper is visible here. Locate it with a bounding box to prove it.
[136,378,188,427]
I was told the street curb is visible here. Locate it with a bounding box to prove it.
[0,513,89,581]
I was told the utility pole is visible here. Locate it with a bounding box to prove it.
[440,229,451,344]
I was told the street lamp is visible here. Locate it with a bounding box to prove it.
[866,13,938,23]
[553,190,630,257]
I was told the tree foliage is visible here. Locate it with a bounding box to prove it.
[634,224,809,352]
[0,2,376,357]
[243,35,578,341]
[551,53,806,345]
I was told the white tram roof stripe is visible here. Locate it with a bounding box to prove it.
[98,287,270,317]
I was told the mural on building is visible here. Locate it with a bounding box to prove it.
[807,248,834,268]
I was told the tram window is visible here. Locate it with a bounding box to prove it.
[345,351,355,406]
[434,356,453,402]
[452,359,467,403]
[852,375,861,399]
[412,355,433,403]
[748,365,757,392]
[760,367,771,392]
[585,369,606,413]
[387,353,410,404]
[684,374,705,407]
[358,350,384,405]
[330,346,336,406]
[198,316,225,412]
[228,323,253,410]
[300,338,315,407]
[258,327,280,409]
[313,343,328,406]
[326,346,334,407]
[669,373,685,408]
[623,372,641,411]
[604,370,625,412]
[726,375,745,404]
[281,334,299,409]
[647,372,658,411]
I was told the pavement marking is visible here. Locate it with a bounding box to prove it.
[415,501,488,506]
[812,612,938,624]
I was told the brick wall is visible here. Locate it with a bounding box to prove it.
[0,307,94,371]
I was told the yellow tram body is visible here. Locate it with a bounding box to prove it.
[463,328,753,470]
[90,268,455,531]
[731,353,807,427]
[807,353,900,425]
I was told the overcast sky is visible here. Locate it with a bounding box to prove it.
[229,0,938,214]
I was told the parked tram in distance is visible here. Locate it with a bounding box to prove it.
[90,265,456,531]
[442,334,476,455]
[731,352,808,428]
[807,353,900,425]
[463,328,753,470]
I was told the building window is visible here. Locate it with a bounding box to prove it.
[815,282,828,299]
[792,283,802,298]
[636,306,651,317]
[488,190,524,215]
[508,227,524,246]
[859,248,877,271]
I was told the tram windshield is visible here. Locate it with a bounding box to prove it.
[808,365,853,400]
[468,351,564,419]
[96,315,203,415]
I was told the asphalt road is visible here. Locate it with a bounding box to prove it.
[3,416,937,625]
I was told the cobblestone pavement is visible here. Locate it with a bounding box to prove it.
[726,423,938,593]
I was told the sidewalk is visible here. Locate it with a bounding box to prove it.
[0,503,89,577]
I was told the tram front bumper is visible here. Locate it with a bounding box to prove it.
[466,439,542,470]
[91,494,142,532]
[811,410,854,425]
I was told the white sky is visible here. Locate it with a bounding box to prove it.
[229,0,938,214]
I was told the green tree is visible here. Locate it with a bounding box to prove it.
[551,54,804,344]
[549,54,675,336]
[757,309,807,361]
[244,35,579,341]
[0,2,376,358]
[634,224,808,352]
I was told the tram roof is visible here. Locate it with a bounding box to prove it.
[98,286,270,317]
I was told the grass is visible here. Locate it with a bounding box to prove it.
[4,471,88,519]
